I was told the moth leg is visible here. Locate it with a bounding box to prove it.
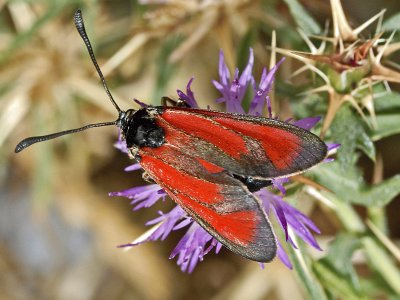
[161,96,190,108]
[142,171,155,183]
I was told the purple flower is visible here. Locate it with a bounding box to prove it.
[294,116,322,130]
[212,49,254,114]
[111,49,328,272]
[110,184,166,211]
[170,222,222,273]
[177,77,199,108]
[249,58,285,116]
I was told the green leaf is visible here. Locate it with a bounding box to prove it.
[313,262,366,300]
[283,0,321,35]
[357,129,376,161]
[313,161,363,198]
[324,234,360,279]
[369,113,400,141]
[313,190,365,232]
[360,175,400,206]
[312,162,400,207]
[320,234,362,292]
[361,236,400,295]
[369,92,400,140]
[382,13,400,31]
[285,239,328,300]
[359,277,399,299]
[330,106,376,165]
[373,92,400,113]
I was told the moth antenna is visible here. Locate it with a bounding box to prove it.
[74,9,122,114]
[15,10,124,153]
[15,121,117,153]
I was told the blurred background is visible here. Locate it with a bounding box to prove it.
[1,0,400,299]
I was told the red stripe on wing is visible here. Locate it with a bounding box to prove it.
[160,110,249,159]
[156,107,327,178]
[165,191,258,246]
[140,149,224,205]
[197,158,225,174]
[212,117,301,170]
[139,145,277,262]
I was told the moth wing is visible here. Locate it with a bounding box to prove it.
[156,107,327,179]
[139,145,277,262]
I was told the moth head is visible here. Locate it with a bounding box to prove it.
[119,109,165,152]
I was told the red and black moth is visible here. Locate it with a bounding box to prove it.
[15,10,327,263]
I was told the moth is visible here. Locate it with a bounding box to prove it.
[16,10,327,262]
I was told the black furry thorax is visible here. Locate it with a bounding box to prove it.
[120,107,165,150]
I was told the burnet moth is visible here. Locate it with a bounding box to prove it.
[15,10,327,263]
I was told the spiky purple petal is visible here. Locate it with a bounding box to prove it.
[177,77,199,108]
[170,222,219,273]
[124,163,142,172]
[277,240,293,269]
[294,116,322,130]
[257,188,322,264]
[249,58,285,116]
[213,49,254,113]
[271,177,289,195]
[109,184,166,211]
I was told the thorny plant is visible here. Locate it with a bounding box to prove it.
[3,1,400,299]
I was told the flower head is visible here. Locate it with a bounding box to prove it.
[110,49,330,272]
[212,49,254,114]
[275,0,400,134]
